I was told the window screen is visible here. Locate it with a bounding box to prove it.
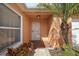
[0,4,21,51]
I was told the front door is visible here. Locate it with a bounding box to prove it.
[32,22,40,40]
[31,22,40,48]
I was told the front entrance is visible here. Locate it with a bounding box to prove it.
[31,22,41,48]
[32,22,40,40]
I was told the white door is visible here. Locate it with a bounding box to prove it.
[32,22,40,40]
[72,19,79,47]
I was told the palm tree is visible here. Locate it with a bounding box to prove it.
[38,3,79,45]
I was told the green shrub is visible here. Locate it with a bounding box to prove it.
[63,44,79,56]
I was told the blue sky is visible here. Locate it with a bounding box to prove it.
[25,3,39,8]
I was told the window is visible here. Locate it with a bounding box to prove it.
[0,4,21,51]
[72,19,79,47]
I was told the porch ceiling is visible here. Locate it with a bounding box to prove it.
[9,3,52,20]
[24,12,52,20]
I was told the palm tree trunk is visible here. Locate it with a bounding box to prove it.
[64,28,69,44]
[61,18,69,45]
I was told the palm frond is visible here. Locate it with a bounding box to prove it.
[38,3,79,20]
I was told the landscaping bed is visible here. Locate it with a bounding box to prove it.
[6,43,79,56]
[6,42,34,56]
[49,46,79,56]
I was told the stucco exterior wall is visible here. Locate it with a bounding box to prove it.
[7,3,30,43]
[40,19,48,38]
[29,18,49,41]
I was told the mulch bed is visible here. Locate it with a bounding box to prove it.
[6,42,34,56]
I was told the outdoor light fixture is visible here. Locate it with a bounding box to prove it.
[36,15,40,20]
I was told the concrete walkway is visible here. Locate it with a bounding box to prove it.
[34,48,51,56]
[30,48,62,56]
